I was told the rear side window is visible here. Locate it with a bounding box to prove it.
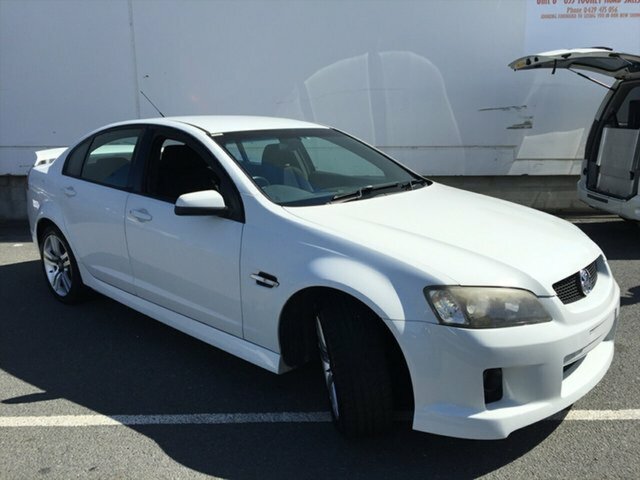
[63,138,91,177]
[80,128,143,188]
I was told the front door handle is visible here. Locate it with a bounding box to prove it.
[251,271,280,288]
[129,208,153,223]
[62,186,76,197]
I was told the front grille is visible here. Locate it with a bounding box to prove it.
[552,260,598,304]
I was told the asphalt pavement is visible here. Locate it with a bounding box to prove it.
[0,217,638,479]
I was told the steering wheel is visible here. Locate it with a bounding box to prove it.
[252,176,270,187]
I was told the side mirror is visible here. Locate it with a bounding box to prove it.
[174,190,228,216]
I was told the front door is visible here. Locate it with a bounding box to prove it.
[124,128,244,337]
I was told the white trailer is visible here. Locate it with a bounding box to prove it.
[0,0,639,216]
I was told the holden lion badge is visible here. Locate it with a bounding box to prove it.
[579,268,595,296]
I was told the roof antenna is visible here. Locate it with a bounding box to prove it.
[140,90,165,117]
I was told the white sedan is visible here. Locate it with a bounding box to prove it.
[27,116,619,439]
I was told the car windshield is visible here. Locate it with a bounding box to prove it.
[214,128,427,206]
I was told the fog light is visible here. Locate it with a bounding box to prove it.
[483,368,503,404]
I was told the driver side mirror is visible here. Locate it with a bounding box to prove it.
[174,190,228,216]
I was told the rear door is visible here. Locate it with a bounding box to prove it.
[58,127,144,293]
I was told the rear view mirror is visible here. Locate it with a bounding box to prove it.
[174,190,228,216]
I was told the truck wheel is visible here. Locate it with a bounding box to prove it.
[39,225,85,304]
[315,299,393,436]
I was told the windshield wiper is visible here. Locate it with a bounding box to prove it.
[329,178,427,203]
[402,178,428,189]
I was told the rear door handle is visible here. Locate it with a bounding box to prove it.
[129,208,153,223]
[62,186,76,197]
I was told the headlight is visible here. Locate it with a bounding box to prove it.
[424,286,551,328]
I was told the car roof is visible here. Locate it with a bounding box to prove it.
[121,115,329,134]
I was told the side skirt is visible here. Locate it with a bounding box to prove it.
[82,268,288,374]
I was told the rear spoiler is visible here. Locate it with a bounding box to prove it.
[34,147,67,167]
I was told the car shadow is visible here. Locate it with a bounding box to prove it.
[574,219,640,306]
[134,419,562,480]
[0,221,31,243]
[0,259,562,478]
[574,218,640,261]
[620,285,640,307]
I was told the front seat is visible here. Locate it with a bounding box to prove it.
[157,145,219,201]
[262,143,313,191]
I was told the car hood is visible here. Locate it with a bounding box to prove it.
[284,183,602,296]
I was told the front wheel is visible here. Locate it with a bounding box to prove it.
[315,299,393,436]
[620,216,639,225]
[39,226,85,304]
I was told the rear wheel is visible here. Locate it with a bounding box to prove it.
[39,225,85,304]
[315,298,393,436]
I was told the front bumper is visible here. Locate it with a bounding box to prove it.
[386,277,620,440]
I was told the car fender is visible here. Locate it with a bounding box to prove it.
[303,254,414,321]
[28,166,84,274]
[28,176,64,244]
[31,202,74,251]
[241,236,440,353]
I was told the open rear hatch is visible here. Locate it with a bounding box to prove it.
[509,48,640,80]
[509,48,640,201]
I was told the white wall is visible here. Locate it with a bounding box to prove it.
[1,0,639,176]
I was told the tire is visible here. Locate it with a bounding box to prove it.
[39,225,85,304]
[315,298,393,437]
[620,216,639,225]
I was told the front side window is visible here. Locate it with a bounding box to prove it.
[216,128,425,206]
[145,135,220,203]
[80,128,142,188]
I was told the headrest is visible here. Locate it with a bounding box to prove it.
[262,143,299,168]
[161,145,204,171]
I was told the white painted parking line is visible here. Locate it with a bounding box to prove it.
[1,410,639,428]
[558,409,640,421]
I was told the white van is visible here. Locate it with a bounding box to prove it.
[510,48,640,220]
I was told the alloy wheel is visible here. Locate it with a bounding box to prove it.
[42,234,72,297]
[316,316,340,419]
